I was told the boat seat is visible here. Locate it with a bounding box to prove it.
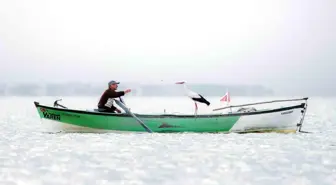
[89,108,121,114]
[86,109,106,112]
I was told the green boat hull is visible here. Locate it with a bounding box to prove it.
[33,100,308,133]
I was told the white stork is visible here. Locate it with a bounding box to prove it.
[175,81,210,115]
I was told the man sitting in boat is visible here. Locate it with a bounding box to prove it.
[97,80,131,113]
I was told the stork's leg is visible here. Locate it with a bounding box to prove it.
[194,102,198,116]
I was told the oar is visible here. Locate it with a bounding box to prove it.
[119,97,126,105]
[115,98,153,133]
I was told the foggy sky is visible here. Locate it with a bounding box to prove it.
[0,0,335,95]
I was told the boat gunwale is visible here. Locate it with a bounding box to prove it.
[33,101,306,118]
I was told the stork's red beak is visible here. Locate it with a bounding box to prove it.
[175,81,185,84]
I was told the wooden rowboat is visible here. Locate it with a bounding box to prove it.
[33,97,308,134]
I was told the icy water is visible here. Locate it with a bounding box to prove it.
[0,96,335,185]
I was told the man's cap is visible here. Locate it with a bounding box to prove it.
[108,80,120,86]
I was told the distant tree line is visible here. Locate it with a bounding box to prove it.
[0,82,274,96]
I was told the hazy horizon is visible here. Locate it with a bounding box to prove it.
[0,82,275,97]
[1,0,335,96]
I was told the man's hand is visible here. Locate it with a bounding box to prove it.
[124,89,131,94]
